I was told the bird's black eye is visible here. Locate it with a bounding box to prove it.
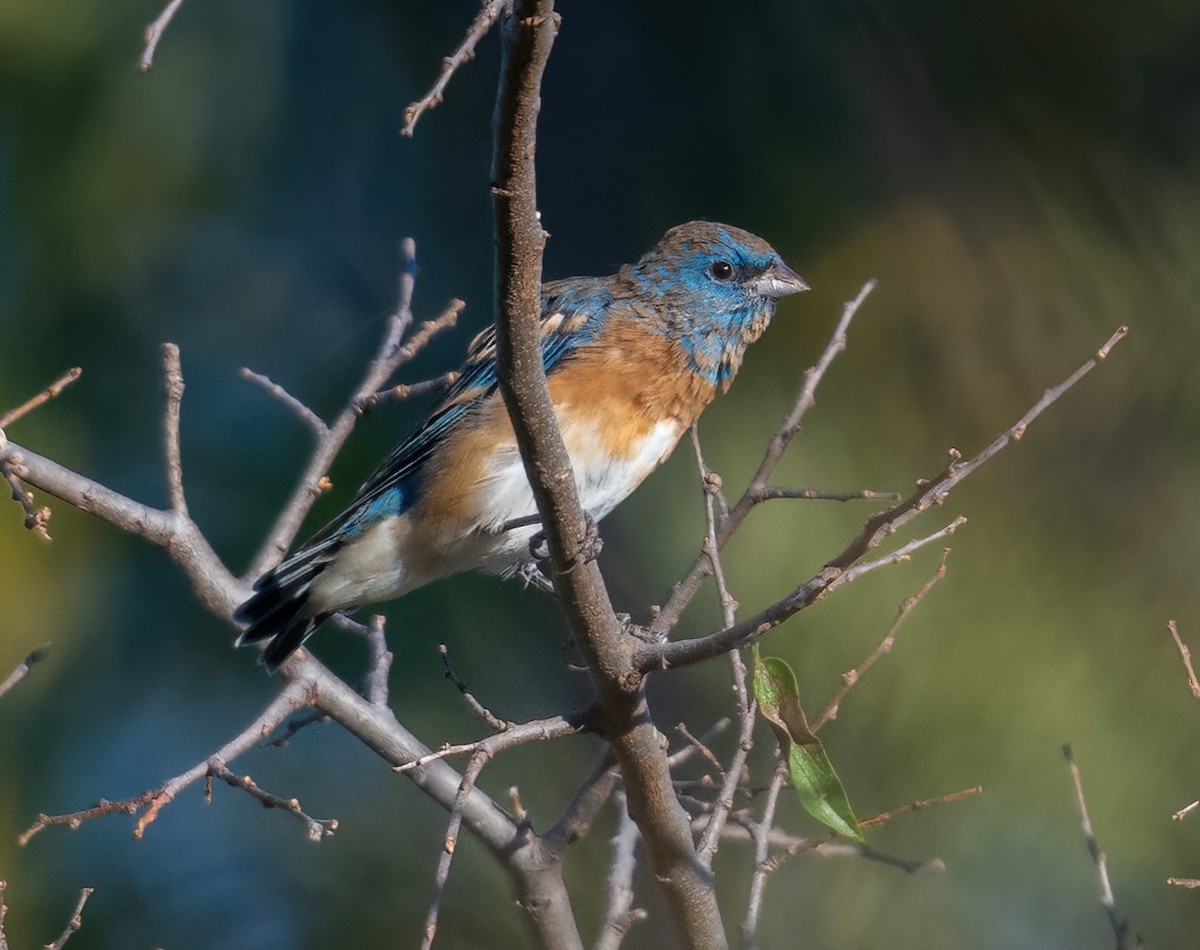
[710,260,734,280]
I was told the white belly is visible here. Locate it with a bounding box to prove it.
[311,417,684,610]
[467,415,684,573]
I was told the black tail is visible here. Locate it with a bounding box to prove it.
[234,538,340,673]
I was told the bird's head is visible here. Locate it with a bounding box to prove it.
[624,221,808,388]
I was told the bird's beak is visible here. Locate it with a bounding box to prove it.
[754,260,809,299]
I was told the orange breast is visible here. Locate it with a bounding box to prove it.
[547,318,716,458]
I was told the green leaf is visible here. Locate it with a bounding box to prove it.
[752,649,864,842]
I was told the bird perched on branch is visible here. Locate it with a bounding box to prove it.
[236,221,808,671]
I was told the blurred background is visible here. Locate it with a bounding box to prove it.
[2,1,1198,947]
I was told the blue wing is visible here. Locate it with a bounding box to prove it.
[320,275,617,538]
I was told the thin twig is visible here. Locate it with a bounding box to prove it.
[355,370,460,414]
[595,792,648,950]
[421,750,489,950]
[206,763,336,843]
[362,614,393,705]
[240,368,328,437]
[43,887,93,950]
[440,643,509,731]
[718,820,939,872]
[690,425,757,869]
[401,0,508,136]
[0,879,7,950]
[749,486,901,503]
[139,0,186,71]
[858,785,983,829]
[542,750,619,856]
[759,785,980,878]
[0,367,82,429]
[393,710,588,774]
[1172,800,1199,822]
[813,550,949,731]
[3,465,52,540]
[161,344,188,515]
[1167,877,1200,888]
[0,644,51,701]
[666,718,730,769]
[265,710,330,747]
[742,760,788,949]
[1063,744,1131,950]
[1167,620,1200,701]
[675,723,725,775]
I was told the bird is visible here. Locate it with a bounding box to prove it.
[235,221,808,671]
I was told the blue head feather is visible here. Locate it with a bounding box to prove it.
[620,221,807,387]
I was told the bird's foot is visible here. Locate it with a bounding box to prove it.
[516,560,556,595]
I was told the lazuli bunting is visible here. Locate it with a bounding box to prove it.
[236,221,808,670]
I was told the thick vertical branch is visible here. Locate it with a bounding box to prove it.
[490,3,726,946]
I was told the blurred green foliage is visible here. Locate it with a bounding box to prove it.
[2,1,1199,947]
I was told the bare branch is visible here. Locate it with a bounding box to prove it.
[44,887,93,950]
[858,785,983,830]
[542,750,619,856]
[1063,744,1131,949]
[240,368,328,437]
[667,718,730,769]
[265,710,329,748]
[689,425,756,870]
[440,642,508,731]
[355,370,460,415]
[361,615,393,705]
[813,550,949,731]
[749,486,901,503]
[1167,620,1200,701]
[491,4,725,944]
[206,763,336,843]
[21,680,310,845]
[402,0,508,136]
[675,722,725,776]
[0,643,50,701]
[161,343,188,515]
[0,879,7,950]
[1172,800,1199,822]
[393,709,589,774]
[0,440,238,613]
[0,368,84,541]
[641,325,1129,672]
[595,792,648,950]
[421,749,490,950]
[1167,877,1200,888]
[0,367,82,429]
[139,0,186,71]
[3,463,52,540]
[742,760,788,949]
